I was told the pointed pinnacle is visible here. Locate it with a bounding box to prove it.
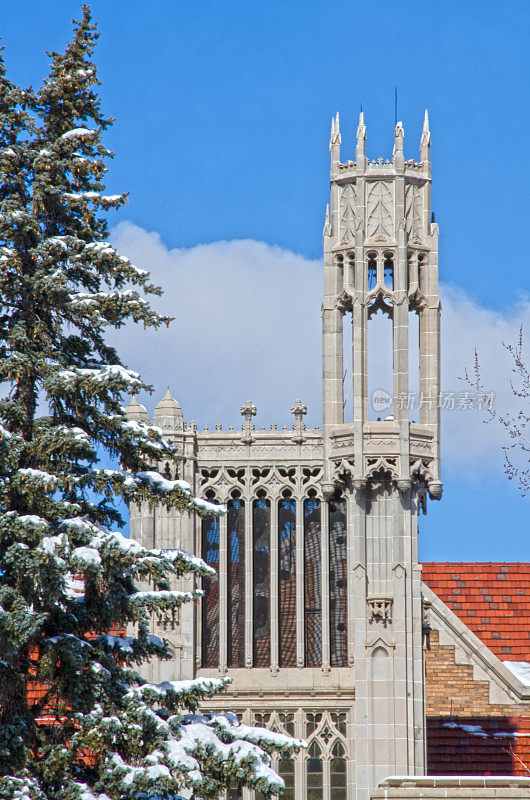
[356,110,366,140]
[163,386,173,399]
[423,109,429,133]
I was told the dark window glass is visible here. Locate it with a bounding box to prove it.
[330,741,347,800]
[278,496,296,667]
[304,496,322,667]
[227,498,245,668]
[278,757,295,800]
[253,496,270,666]
[307,742,323,800]
[367,252,377,290]
[329,496,347,667]
[383,251,394,290]
[201,514,219,668]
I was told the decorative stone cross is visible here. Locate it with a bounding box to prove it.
[291,399,307,444]
[240,399,257,444]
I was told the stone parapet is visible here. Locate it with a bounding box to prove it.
[371,776,530,799]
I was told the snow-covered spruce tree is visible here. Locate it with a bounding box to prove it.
[0,8,303,800]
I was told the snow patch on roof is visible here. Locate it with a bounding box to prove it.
[504,661,530,686]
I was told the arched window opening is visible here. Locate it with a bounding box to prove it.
[408,308,420,421]
[342,310,353,420]
[307,742,323,800]
[383,251,394,290]
[253,491,270,667]
[304,492,322,667]
[201,491,219,668]
[330,742,347,800]
[367,251,377,290]
[227,493,245,668]
[278,491,296,667]
[367,300,394,421]
[418,252,426,293]
[329,495,347,667]
[346,251,355,286]
[278,757,295,800]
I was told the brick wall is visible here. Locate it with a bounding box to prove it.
[426,630,530,775]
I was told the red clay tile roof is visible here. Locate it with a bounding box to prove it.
[422,563,530,662]
[427,716,530,776]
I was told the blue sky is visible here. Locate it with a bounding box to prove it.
[2,0,530,561]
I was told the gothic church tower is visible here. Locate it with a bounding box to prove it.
[127,111,442,800]
[322,110,441,797]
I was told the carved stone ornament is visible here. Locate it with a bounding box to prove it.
[366,181,393,241]
[339,183,356,244]
[367,597,393,627]
[291,399,307,444]
[397,477,412,493]
[240,399,257,445]
[428,480,443,500]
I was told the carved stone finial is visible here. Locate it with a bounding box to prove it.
[323,203,331,237]
[240,399,257,444]
[330,112,341,163]
[290,399,307,443]
[420,109,431,161]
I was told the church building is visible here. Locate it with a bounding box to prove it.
[126,112,530,800]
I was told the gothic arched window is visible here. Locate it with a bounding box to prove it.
[330,741,347,800]
[201,493,220,668]
[383,250,394,290]
[227,494,245,668]
[253,491,270,667]
[304,492,322,667]
[367,251,377,290]
[307,741,323,800]
[278,492,296,667]
[329,495,347,667]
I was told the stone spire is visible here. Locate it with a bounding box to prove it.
[329,111,341,163]
[420,109,431,162]
[355,109,366,162]
[153,387,183,430]
[125,394,148,423]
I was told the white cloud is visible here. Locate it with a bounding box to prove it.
[109,221,530,479]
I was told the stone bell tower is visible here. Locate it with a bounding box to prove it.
[321,111,442,798]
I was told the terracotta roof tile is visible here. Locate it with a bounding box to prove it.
[427,716,530,776]
[423,563,530,662]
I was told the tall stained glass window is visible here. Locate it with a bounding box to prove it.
[253,493,270,667]
[307,742,323,800]
[329,496,347,667]
[304,493,322,667]
[278,494,296,667]
[330,741,347,800]
[227,496,245,668]
[201,512,219,668]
